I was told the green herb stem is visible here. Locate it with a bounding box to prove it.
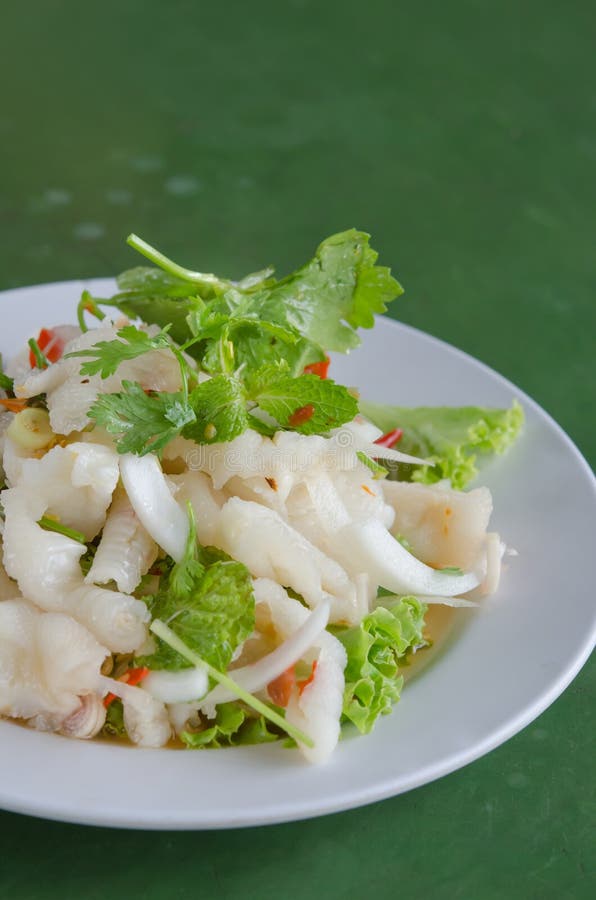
[77,290,106,332]
[127,234,228,292]
[38,515,86,544]
[27,339,49,369]
[150,619,314,748]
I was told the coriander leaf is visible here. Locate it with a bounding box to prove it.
[183,375,249,444]
[112,295,202,347]
[254,373,359,435]
[117,265,193,297]
[360,400,524,490]
[88,380,195,455]
[140,513,255,673]
[180,702,281,748]
[65,325,172,379]
[250,229,403,353]
[331,597,427,734]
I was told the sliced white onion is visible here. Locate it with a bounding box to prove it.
[358,442,430,467]
[202,597,331,707]
[142,667,209,704]
[481,532,504,596]
[120,453,189,561]
[411,595,479,608]
[334,519,480,597]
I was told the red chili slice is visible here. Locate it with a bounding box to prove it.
[374,428,404,449]
[288,404,315,428]
[267,666,296,707]
[297,660,318,696]
[28,328,66,368]
[103,666,150,708]
[304,357,330,379]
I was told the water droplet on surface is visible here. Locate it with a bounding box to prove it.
[73,222,105,241]
[106,188,133,205]
[164,175,201,196]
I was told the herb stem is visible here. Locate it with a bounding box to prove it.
[150,619,315,748]
[77,290,106,332]
[38,515,86,544]
[27,339,49,369]
[127,234,228,292]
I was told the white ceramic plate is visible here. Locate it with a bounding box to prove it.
[1,280,594,830]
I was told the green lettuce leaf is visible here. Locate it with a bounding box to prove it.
[361,400,524,490]
[180,702,281,748]
[331,597,427,734]
[139,509,255,673]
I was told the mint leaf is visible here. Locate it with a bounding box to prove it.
[140,510,255,673]
[66,325,172,379]
[88,380,196,455]
[361,400,524,490]
[183,375,249,444]
[254,373,358,435]
[331,597,427,734]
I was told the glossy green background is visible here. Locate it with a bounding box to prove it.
[0,1,594,897]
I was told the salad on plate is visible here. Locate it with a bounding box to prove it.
[0,231,523,762]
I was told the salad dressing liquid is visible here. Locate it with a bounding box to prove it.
[402,603,458,683]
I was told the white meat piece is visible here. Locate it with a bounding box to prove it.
[217,497,360,624]
[1,444,149,652]
[255,579,347,764]
[382,480,493,571]
[100,677,171,748]
[12,441,120,540]
[0,599,108,724]
[0,545,21,601]
[86,483,158,593]
[169,470,225,546]
[14,324,182,434]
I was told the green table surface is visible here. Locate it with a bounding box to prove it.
[0,1,594,897]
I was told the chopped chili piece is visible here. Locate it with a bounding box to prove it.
[374,428,403,449]
[28,328,66,368]
[267,666,296,707]
[304,357,330,379]
[288,403,315,428]
[297,660,318,696]
[103,666,150,707]
[0,398,27,413]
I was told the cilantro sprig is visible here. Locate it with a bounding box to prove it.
[73,229,402,455]
[65,325,173,379]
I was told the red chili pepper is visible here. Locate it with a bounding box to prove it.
[103,666,150,708]
[288,403,315,428]
[267,666,296,707]
[374,428,403,449]
[28,328,66,368]
[304,357,330,379]
[0,398,27,413]
[297,660,318,696]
